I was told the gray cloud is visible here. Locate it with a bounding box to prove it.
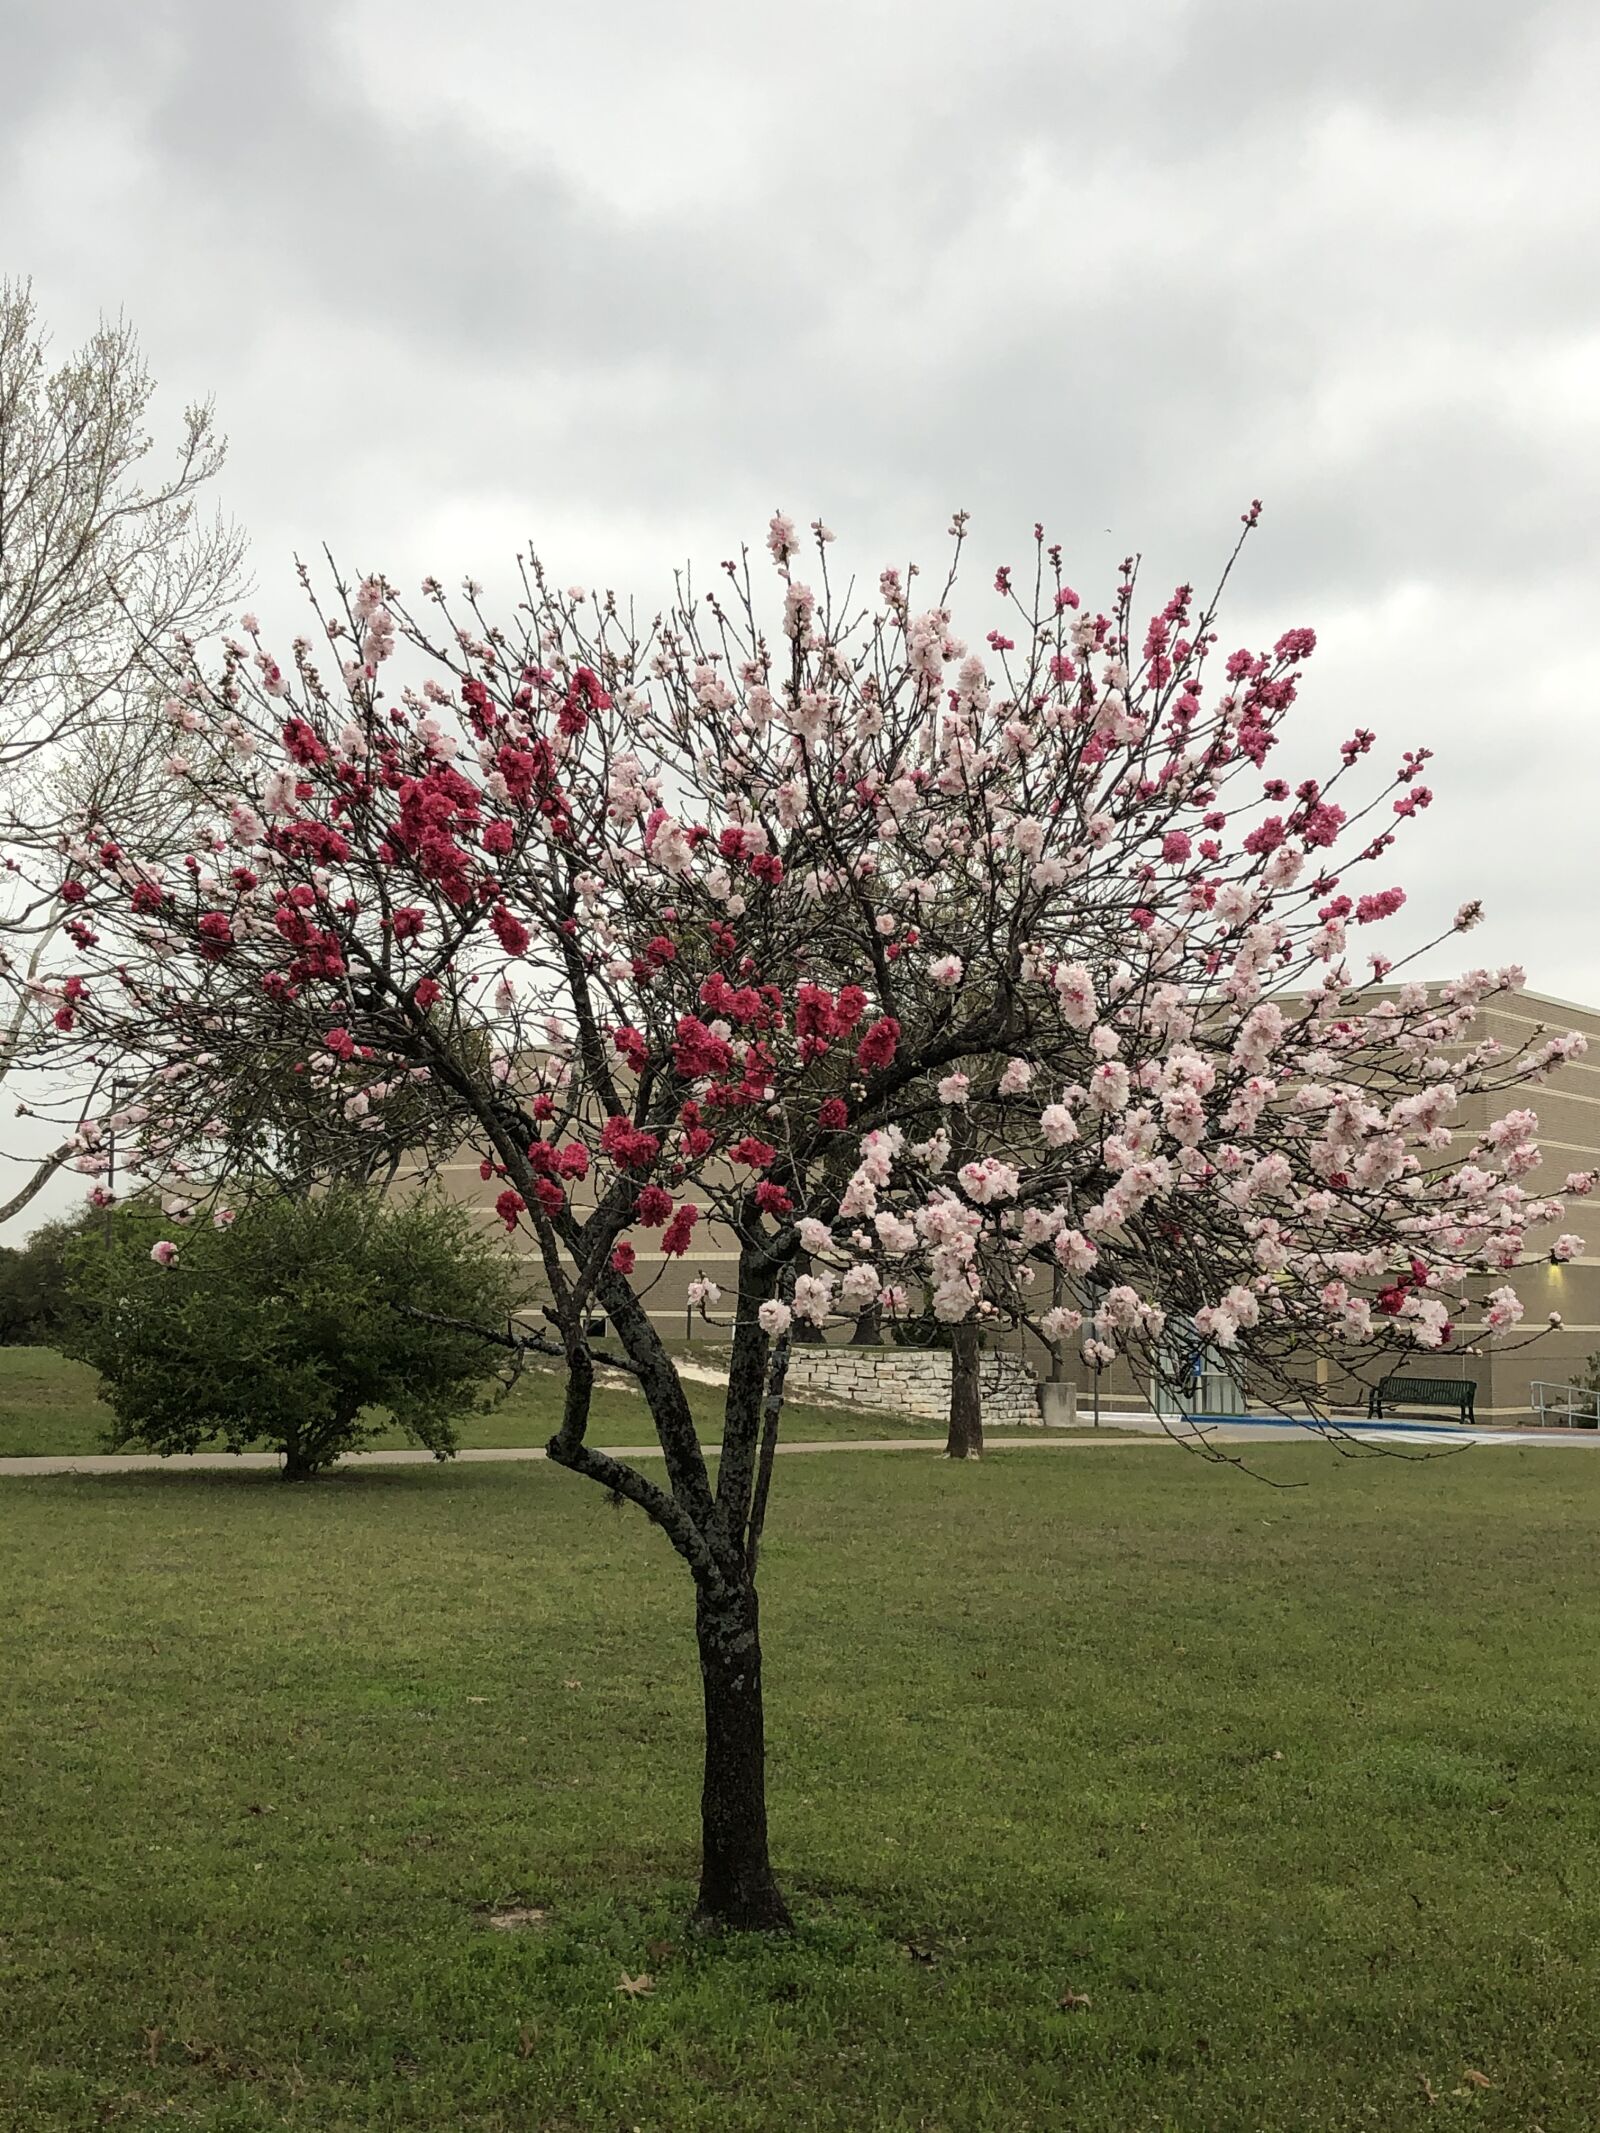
[4,0,1598,1234]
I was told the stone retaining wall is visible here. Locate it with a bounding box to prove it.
[783,1346,1043,1426]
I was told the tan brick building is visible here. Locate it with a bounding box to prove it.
[1443,988,1600,1418]
[433,989,1600,1425]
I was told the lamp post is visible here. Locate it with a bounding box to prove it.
[1048,1263,1066,1385]
[101,1075,130,1250]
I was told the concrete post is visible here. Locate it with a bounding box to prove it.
[1039,1381,1078,1430]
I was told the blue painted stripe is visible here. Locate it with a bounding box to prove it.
[1184,1412,1473,1437]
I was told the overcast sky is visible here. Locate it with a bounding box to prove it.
[3,0,1597,1236]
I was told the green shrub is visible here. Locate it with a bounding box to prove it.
[0,1215,79,1345]
[61,1188,521,1477]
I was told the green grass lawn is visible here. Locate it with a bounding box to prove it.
[0,1345,918,1457]
[3,1447,1599,2130]
[0,1346,1131,1459]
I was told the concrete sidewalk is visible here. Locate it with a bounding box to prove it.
[0,1437,1168,1477]
[3,1423,1594,1477]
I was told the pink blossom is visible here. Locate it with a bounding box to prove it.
[958,1158,1020,1205]
[1052,963,1097,1032]
[855,1017,900,1072]
[1087,1061,1131,1114]
[1040,1103,1078,1148]
[1053,1229,1097,1275]
[1355,887,1406,925]
[1482,1286,1525,1333]
[792,1274,833,1325]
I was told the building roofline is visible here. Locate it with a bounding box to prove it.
[1281,981,1598,1022]
[1503,986,1600,1022]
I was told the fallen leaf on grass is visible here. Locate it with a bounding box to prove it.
[1461,2069,1493,2090]
[615,1971,654,1998]
[1418,2074,1438,2105]
[563,1679,582,1691]
[466,1695,487,1705]
[486,1906,548,1932]
[515,2026,537,2060]
[645,1938,676,1963]
[1057,1990,1092,2012]
[142,2027,163,2068]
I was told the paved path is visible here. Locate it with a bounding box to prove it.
[3,1423,1595,1477]
[0,1437,1161,1476]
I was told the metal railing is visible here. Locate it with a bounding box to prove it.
[1530,1381,1600,1428]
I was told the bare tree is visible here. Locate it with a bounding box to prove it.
[0,280,244,1228]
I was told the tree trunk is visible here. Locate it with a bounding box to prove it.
[280,1438,318,1482]
[694,1583,791,1931]
[945,1323,983,1460]
[850,1301,882,1346]
[280,1405,353,1481]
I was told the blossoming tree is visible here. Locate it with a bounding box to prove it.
[17,507,1588,1928]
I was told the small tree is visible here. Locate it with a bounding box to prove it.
[62,1189,520,1478]
[21,508,1589,1927]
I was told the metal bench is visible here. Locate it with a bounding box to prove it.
[1366,1375,1476,1424]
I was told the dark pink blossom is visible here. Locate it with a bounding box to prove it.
[856,1016,900,1072]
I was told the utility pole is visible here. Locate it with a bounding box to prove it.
[100,1076,128,1250]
